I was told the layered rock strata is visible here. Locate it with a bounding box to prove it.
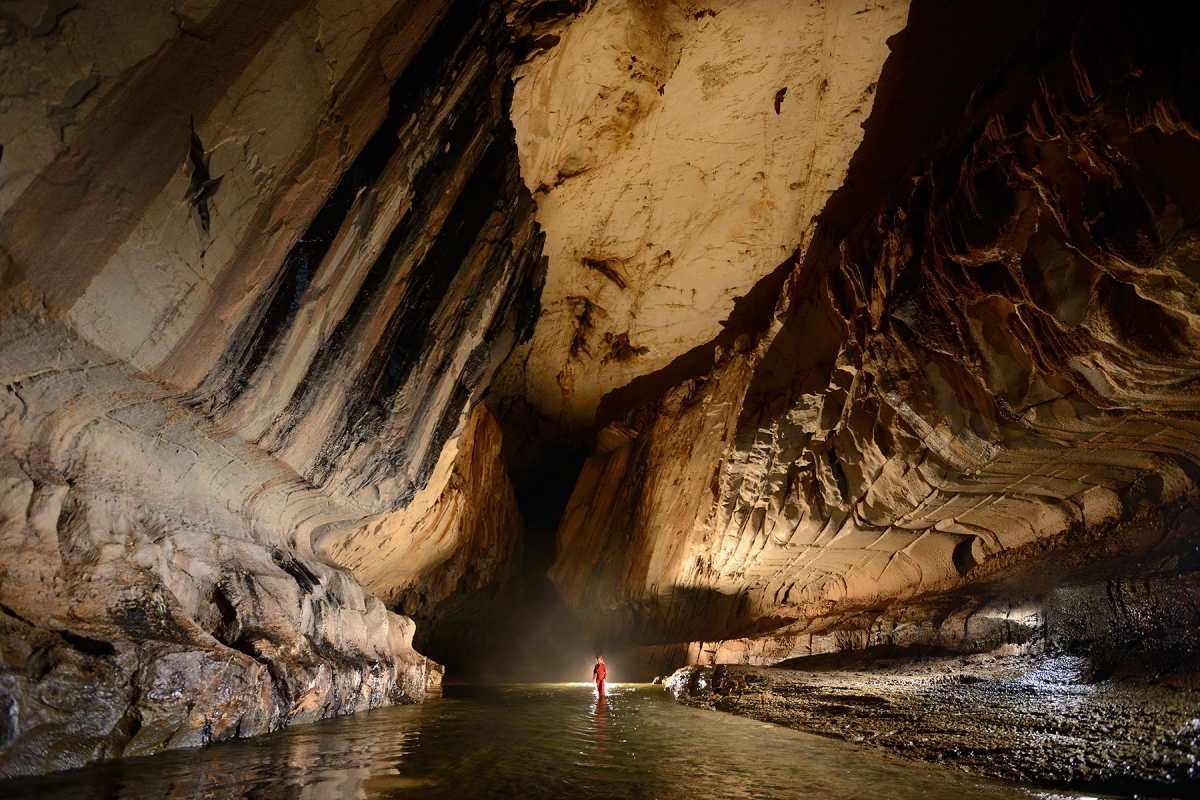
[659,494,1200,791]
[623,493,1200,668]
[0,314,437,776]
[550,0,1200,665]
[0,0,540,777]
[324,402,524,619]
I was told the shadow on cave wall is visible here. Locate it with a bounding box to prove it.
[418,0,1062,678]
[412,419,602,681]
[420,0,1115,679]
[593,0,1055,436]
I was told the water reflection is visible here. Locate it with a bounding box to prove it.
[2,684,1107,800]
[588,691,611,767]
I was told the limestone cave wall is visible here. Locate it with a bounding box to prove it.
[495,0,910,434]
[2,0,1199,781]
[0,0,540,777]
[547,0,1200,671]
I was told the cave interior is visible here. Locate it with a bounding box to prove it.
[0,0,1198,792]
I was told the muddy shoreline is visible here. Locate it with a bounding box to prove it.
[666,654,1200,798]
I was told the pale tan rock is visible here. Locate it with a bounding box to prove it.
[502,0,909,433]
[0,312,436,776]
[0,0,542,777]
[64,0,421,374]
[0,0,194,216]
[2,0,1198,782]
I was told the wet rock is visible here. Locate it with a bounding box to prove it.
[668,655,1200,794]
[0,0,542,777]
[0,313,440,777]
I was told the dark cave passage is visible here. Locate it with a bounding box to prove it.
[412,427,597,682]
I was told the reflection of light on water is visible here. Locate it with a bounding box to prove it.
[979,603,1044,629]
[8,683,1081,799]
[529,682,638,687]
[363,772,436,791]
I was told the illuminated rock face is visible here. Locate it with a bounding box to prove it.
[1,0,1198,782]
[325,402,524,618]
[549,0,1200,662]
[498,0,909,433]
[0,0,539,777]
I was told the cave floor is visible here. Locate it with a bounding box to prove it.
[668,653,1200,797]
[1,682,1109,799]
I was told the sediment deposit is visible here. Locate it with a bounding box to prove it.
[661,524,1200,791]
[667,656,1200,793]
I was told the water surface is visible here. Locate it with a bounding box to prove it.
[4,684,1108,799]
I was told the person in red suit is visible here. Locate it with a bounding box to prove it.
[593,654,608,697]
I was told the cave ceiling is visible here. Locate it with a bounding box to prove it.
[494,0,909,434]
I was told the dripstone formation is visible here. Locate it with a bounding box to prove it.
[1,0,1198,792]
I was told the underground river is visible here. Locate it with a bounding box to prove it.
[3,684,1113,799]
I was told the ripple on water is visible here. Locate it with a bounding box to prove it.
[1,684,1116,799]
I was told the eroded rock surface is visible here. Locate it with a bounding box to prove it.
[324,402,524,619]
[549,0,1200,663]
[497,0,909,432]
[0,0,541,777]
[659,514,1200,791]
[2,0,1199,789]
[0,313,437,777]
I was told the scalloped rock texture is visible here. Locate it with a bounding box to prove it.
[549,0,1200,659]
[0,0,540,778]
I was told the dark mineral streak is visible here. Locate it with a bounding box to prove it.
[0,0,542,779]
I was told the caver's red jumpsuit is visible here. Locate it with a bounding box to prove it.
[593,660,608,697]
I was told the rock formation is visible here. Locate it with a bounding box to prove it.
[542,0,1200,667]
[0,0,539,777]
[325,403,523,619]
[1,0,1198,791]
[497,0,909,432]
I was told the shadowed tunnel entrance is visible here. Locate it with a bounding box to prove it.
[411,431,596,682]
